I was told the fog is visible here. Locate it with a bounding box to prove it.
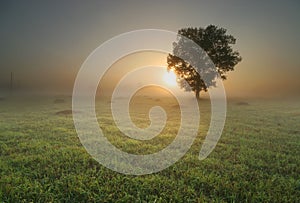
[1,51,299,100]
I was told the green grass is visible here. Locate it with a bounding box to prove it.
[0,96,299,202]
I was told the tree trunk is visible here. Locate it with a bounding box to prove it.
[195,90,200,101]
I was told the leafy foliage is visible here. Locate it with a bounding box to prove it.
[167,25,242,99]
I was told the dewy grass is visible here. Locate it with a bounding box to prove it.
[0,96,299,202]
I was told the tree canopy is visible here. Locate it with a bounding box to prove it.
[167,25,242,99]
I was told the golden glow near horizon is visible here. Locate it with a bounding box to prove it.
[163,70,177,86]
[1,1,300,98]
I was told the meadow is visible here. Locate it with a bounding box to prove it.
[0,95,299,202]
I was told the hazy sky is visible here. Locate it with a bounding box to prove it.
[0,0,299,98]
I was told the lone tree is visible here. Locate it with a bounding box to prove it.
[167,25,242,100]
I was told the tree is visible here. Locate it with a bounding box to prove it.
[167,25,242,100]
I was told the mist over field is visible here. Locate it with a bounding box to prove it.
[1,1,300,100]
[1,50,299,100]
[1,1,300,202]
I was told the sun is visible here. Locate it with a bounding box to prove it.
[163,70,177,86]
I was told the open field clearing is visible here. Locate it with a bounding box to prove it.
[0,96,299,202]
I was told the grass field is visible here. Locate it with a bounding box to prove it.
[0,95,299,202]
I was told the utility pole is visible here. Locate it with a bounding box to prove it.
[10,72,13,93]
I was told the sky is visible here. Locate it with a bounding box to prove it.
[0,0,299,98]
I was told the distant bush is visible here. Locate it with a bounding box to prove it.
[54,99,65,104]
[55,110,72,115]
[236,101,249,106]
